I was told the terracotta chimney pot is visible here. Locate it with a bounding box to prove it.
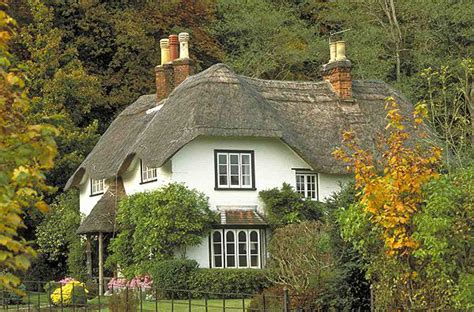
[168,34,179,61]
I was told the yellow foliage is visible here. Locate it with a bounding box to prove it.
[0,4,57,293]
[333,97,440,257]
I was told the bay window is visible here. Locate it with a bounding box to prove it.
[211,229,261,268]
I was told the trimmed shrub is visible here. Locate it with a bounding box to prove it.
[149,259,198,299]
[189,269,271,298]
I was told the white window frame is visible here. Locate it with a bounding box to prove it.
[90,178,105,196]
[295,172,318,200]
[211,229,260,268]
[215,151,254,189]
[140,160,157,183]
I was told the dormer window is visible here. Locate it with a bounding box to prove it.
[214,150,255,190]
[140,160,157,184]
[90,179,105,196]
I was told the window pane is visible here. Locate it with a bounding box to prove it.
[241,154,250,165]
[226,231,235,242]
[239,255,247,267]
[214,256,222,268]
[219,176,228,185]
[230,175,239,185]
[238,231,246,242]
[214,244,222,254]
[242,175,251,186]
[230,165,239,175]
[250,255,258,267]
[250,231,258,242]
[227,256,235,267]
[219,165,227,174]
[242,165,250,175]
[218,154,227,164]
[230,154,239,164]
[213,231,222,242]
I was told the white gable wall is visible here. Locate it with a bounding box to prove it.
[79,177,106,216]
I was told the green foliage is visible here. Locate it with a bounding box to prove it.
[189,269,270,298]
[338,166,474,309]
[259,183,324,228]
[36,190,81,262]
[107,183,215,277]
[149,259,198,299]
[247,287,284,312]
[67,237,87,281]
[266,221,340,310]
[213,0,323,80]
[108,289,139,312]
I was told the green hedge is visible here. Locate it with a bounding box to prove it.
[149,259,199,299]
[149,259,271,299]
[189,268,271,298]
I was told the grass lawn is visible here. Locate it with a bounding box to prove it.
[2,292,249,311]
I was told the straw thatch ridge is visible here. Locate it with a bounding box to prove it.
[66,63,415,190]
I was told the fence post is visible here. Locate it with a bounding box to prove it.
[60,283,64,312]
[126,286,129,312]
[223,295,226,312]
[140,287,143,312]
[205,294,208,312]
[188,291,192,312]
[263,293,266,312]
[171,292,174,312]
[370,284,374,312]
[155,286,158,312]
[242,297,245,312]
[47,282,52,312]
[283,288,290,312]
[98,281,102,312]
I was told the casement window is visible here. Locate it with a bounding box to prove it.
[90,179,105,196]
[211,229,260,268]
[295,172,318,200]
[140,160,157,183]
[215,150,255,190]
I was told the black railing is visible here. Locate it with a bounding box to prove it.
[0,280,293,311]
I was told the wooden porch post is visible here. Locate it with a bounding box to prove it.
[85,235,93,277]
[98,232,104,295]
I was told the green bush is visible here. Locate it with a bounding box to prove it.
[189,269,271,298]
[149,259,198,299]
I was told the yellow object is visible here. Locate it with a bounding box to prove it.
[160,39,170,65]
[51,281,89,306]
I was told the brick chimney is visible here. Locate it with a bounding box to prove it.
[173,32,195,88]
[321,40,352,99]
[155,33,195,102]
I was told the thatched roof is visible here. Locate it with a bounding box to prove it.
[76,177,126,234]
[66,63,414,190]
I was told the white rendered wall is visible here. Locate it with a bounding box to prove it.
[79,177,107,216]
[170,136,348,211]
[121,157,172,195]
[318,173,351,201]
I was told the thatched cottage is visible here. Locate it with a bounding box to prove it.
[66,33,414,293]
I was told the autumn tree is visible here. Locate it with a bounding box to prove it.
[334,97,441,308]
[0,3,57,292]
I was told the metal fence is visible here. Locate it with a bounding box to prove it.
[0,280,297,312]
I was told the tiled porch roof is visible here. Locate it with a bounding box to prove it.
[217,209,267,226]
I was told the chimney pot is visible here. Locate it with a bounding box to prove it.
[178,32,190,59]
[168,35,179,61]
[160,39,170,65]
[335,41,346,61]
[329,41,337,63]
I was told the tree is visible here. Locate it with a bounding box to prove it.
[107,183,216,278]
[35,190,82,277]
[334,97,444,308]
[18,0,101,194]
[0,3,57,292]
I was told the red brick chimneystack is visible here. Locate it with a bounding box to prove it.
[155,32,195,102]
[321,41,352,99]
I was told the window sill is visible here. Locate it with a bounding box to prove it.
[214,187,257,191]
[139,179,158,185]
[89,192,104,197]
